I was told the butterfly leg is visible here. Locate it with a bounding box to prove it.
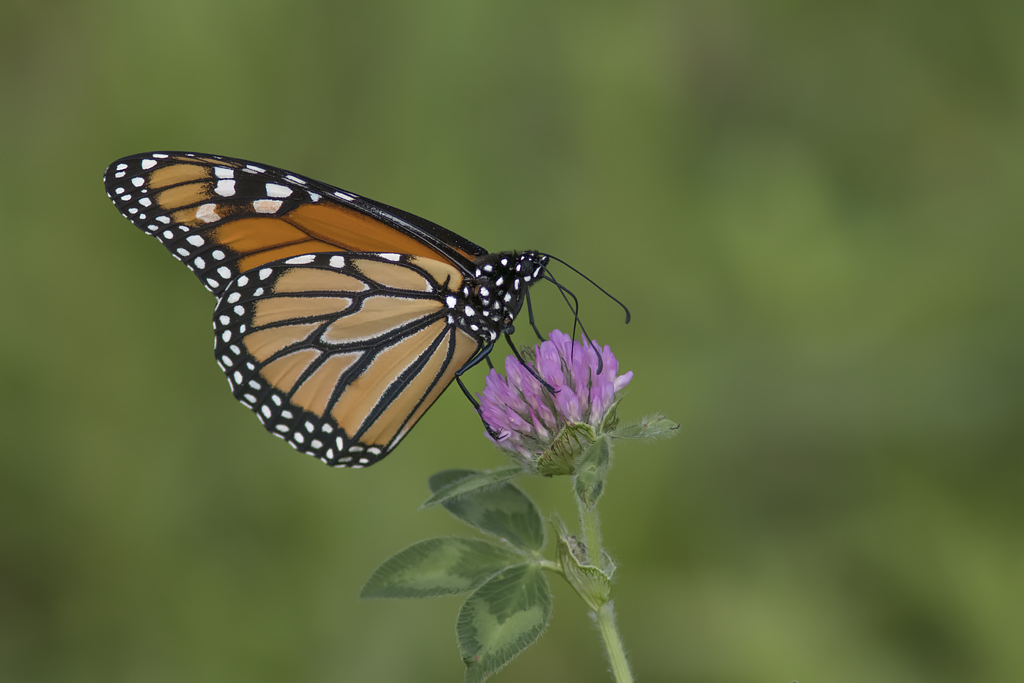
[455,341,506,440]
[524,288,544,341]
[503,331,558,394]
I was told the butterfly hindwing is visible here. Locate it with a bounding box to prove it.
[213,252,481,467]
[104,152,487,296]
[104,151,552,467]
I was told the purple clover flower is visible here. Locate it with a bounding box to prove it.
[478,330,633,469]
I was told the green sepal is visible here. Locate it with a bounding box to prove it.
[535,422,595,476]
[598,400,621,434]
[556,531,612,611]
[360,537,526,599]
[607,414,679,440]
[573,435,612,510]
[428,470,545,552]
[458,563,551,682]
[422,466,524,507]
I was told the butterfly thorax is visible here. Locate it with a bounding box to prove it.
[449,251,548,343]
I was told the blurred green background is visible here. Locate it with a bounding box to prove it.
[2,1,1022,681]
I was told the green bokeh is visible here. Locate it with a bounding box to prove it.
[2,1,1022,681]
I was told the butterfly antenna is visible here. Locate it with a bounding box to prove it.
[541,269,604,375]
[539,270,580,336]
[541,253,631,324]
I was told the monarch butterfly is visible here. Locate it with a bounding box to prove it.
[104,151,558,468]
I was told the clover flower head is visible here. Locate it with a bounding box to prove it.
[478,330,633,470]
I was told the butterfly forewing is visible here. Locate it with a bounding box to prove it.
[104,152,487,296]
[105,151,550,468]
[214,252,481,467]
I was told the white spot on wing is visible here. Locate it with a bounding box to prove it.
[196,203,220,223]
[215,179,236,197]
[329,255,345,269]
[265,183,292,198]
[253,199,282,214]
[285,255,316,265]
[141,159,157,170]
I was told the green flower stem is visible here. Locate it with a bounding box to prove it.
[595,601,632,683]
[577,487,632,682]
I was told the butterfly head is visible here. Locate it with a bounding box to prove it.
[458,251,548,340]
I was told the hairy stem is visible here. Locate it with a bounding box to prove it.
[576,475,632,681]
[594,601,632,683]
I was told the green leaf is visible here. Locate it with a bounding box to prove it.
[422,466,523,507]
[428,470,545,552]
[458,564,551,682]
[607,414,679,440]
[573,436,611,510]
[360,538,524,599]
